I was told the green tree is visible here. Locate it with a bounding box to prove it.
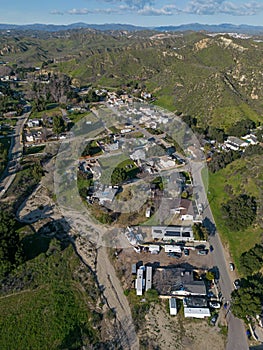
[221,194,257,231]
[52,115,65,135]
[206,271,215,281]
[32,162,44,181]
[239,244,263,276]
[231,273,263,320]
[111,168,127,185]
[193,223,208,241]
[0,211,23,278]
[228,118,255,137]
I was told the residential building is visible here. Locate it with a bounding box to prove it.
[152,225,194,242]
[153,267,206,297]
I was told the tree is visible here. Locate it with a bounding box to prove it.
[32,161,44,181]
[207,126,225,143]
[53,115,65,135]
[111,168,127,185]
[221,194,257,231]
[206,271,215,281]
[239,244,263,276]
[228,118,255,137]
[193,223,208,241]
[231,273,263,320]
[0,211,23,278]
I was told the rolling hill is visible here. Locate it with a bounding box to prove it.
[0,29,263,129]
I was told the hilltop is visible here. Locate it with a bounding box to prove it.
[1,22,263,34]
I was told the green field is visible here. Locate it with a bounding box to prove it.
[206,156,262,270]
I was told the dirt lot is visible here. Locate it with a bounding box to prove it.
[141,301,226,350]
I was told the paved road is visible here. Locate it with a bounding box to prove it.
[0,112,30,198]
[191,161,249,350]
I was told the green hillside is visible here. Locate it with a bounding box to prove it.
[208,154,263,270]
[1,30,263,128]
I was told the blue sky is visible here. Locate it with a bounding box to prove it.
[1,0,263,26]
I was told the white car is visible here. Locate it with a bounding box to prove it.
[229,263,235,271]
[209,301,221,309]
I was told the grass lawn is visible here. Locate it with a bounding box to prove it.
[24,145,46,155]
[30,106,62,120]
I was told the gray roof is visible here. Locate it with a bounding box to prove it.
[153,267,206,296]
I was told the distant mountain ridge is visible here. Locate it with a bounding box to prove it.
[0,22,263,34]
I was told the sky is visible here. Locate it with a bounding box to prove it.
[0,0,263,27]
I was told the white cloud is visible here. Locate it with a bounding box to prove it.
[184,0,263,16]
[60,0,263,17]
[138,5,176,16]
[67,8,90,15]
[50,10,64,16]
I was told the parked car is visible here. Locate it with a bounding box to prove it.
[195,244,206,250]
[209,301,221,309]
[183,248,189,256]
[210,314,218,326]
[207,291,215,298]
[198,203,203,214]
[198,249,208,255]
[229,263,235,271]
[209,245,214,252]
[233,279,241,290]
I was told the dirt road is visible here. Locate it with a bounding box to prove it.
[96,246,139,350]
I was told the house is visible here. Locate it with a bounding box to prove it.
[105,141,119,152]
[224,136,248,150]
[241,134,258,145]
[130,149,146,161]
[153,267,207,297]
[152,225,194,242]
[26,134,35,142]
[27,119,40,128]
[93,185,118,205]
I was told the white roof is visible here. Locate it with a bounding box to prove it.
[169,298,177,315]
[136,268,144,295]
[184,307,211,319]
[164,245,181,253]
[148,245,160,252]
[145,266,152,291]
